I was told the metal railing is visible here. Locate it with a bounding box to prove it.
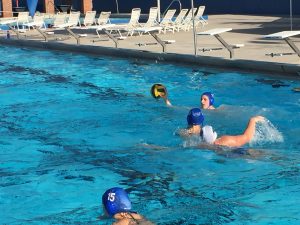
[115,0,119,14]
[162,0,182,18]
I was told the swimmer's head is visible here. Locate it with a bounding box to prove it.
[201,92,214,109]
[102,187,132,217]
[202,125,217,144]
[187,108,204,126]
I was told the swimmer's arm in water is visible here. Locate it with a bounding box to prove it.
[214,116,265,148]
[161,95,172,106]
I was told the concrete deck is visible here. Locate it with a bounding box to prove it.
[1,14,300,77]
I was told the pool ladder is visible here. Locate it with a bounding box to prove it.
[162,0,182,18]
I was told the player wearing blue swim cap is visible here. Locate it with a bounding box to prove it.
[102,187,132,217]
[102,187,153,225]
[176,108,205,136]
[179,107,268,150]
[187,108,204,126]
[201,92,215,110]
[182,112,266,149]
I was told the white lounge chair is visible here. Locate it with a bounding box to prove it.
[137,7,159,36]
[177,8,197,32]
[168,8,188,33]
[23,14,46,29]
[54,12,83,44]
[54,11,80,29]
[52,13,68,28]
[101,25,175,52]
[81,11,114,39]
[13,11,30,31]
[143,7,159,27]
[159,9,176,34]
[34,13,67,36]
[96,11,111,25]
[264,31,300,58]
[0,11,30,38]
[160,9,176,24]
[0,11,29,26]
[194,6,208,28]
[82,11,96,27]
[197,28,244,58]
[35,12,82,44]
[105,8,141,38]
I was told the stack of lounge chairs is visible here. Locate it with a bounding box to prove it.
[0,5,207,50]
[159,6,207,33]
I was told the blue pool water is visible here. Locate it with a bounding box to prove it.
[0,45,300,225]
[109,18,130,24]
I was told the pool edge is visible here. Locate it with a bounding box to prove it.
[1,38,300,78]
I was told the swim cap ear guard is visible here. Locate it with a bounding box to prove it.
[151,84,168,99]
[187,108,204,126]
[202,92,214,106]
[102,187,132,217]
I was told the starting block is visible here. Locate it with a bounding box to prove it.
[264,31,300,58]
[197,28,244,58]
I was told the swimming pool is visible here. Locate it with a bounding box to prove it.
[0,45,299,224]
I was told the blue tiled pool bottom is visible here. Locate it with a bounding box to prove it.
[0,45,300,224]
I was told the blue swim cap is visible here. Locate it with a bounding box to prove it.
[187,108,204,126]
[202,92,214,106]
[102,187,132,217]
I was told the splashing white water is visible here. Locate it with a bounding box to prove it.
[182,135,203,148]
[174,127,203,148]
[251,119,284,146]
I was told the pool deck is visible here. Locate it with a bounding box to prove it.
[1,14,300,77]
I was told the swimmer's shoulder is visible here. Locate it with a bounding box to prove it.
[113,214,154,225]
[211,104,227,110]
[115,212,155,225]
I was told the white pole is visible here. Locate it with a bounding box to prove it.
[116,0,119,14]
[290,0,293,31]
[191,0,197,56]
[157,0,161,22]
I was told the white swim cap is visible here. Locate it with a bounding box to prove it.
[202,126,217,144]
